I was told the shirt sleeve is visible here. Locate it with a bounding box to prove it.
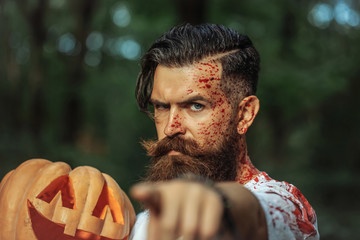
[247,174,319,240]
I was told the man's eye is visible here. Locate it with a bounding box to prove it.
[190,103,204,112]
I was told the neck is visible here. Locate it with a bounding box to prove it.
[235,135,260,184]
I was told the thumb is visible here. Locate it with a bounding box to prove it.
[130,183,162,215]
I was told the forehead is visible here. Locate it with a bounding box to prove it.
[152,61,223,100]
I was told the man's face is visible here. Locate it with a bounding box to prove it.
[143,60,240,182]
[151,61,234,150]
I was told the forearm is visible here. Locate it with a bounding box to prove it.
[216,182,268,240]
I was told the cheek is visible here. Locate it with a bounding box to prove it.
[196,98,232,146]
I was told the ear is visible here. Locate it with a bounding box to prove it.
[236,96,260,135]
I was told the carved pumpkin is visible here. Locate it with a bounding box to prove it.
[0,159,136,240]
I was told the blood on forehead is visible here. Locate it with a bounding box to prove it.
[185,61,222,94]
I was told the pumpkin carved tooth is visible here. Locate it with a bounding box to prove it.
[0,159,136,240]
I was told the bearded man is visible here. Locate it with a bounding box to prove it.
[129,23,319,240]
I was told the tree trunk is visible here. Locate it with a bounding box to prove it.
[174,0,207,25]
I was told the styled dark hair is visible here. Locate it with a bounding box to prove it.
[135,23,260,114]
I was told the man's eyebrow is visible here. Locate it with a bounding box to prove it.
[150,96,213,106]
[179,96,212,105]
[150,99,168,106]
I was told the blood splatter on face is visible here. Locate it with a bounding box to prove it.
[149,60,261,183]
[151,60,233,150]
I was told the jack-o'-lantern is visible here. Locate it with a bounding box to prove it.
[0,159,136,240]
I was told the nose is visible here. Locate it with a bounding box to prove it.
[164,109,185,137]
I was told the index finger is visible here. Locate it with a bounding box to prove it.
[130,183,162,216]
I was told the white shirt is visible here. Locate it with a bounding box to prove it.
[130,172,319,240]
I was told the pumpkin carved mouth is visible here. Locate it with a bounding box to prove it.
[27,200,124,240]
[0,159,135,240]
[27,174,128,240]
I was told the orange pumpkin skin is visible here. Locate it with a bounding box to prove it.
[0,159,136,240]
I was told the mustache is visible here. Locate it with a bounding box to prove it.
[141,136,203,157]
[144,154,213,182]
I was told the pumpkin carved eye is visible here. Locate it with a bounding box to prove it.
[36,175,76,209]
[0,159,136,240]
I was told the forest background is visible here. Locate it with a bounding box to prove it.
[0,0,359,239]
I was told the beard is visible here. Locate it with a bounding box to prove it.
[142,125,240,182]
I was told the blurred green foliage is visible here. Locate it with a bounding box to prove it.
[0,0,359,239]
